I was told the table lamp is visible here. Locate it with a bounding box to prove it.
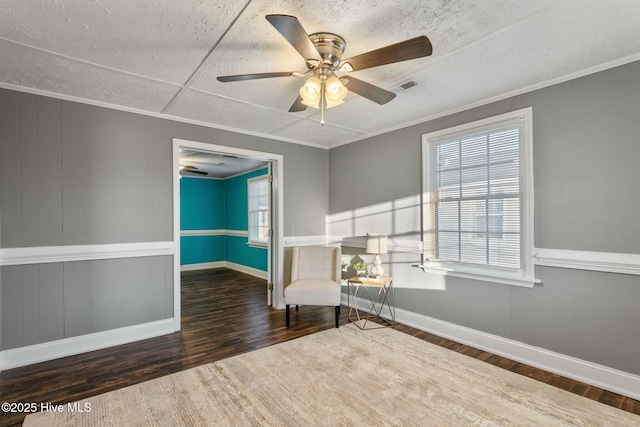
[366,233,388,276]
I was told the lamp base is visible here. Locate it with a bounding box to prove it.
[370,255,384,277]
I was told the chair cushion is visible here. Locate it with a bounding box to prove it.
[291,246,340,282]
[284,279,341,306]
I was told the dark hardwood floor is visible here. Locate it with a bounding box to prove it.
[1,268,639,426]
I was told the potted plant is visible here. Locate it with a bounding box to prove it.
[352,262,368,277]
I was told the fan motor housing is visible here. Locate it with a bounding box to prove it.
[309,33,346,68]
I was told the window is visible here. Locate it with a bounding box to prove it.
[422,108,537,287]
[248,175,270,247]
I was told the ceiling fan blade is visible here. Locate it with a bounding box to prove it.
[217,72,297,82]
[288,95,307,113]
[341,36,432,72]
[180,165,208,176]
[343,76,396,105]
[266,14,322,64]
[180,169,208,176]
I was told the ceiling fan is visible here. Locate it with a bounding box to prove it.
[179,165,208,176]
[217,14,432,124]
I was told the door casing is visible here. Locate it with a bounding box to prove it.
[172,138,285,332]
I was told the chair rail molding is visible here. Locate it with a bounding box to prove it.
[341,236,423,253]
[283,235,335,247]
[534,247,640,276]
[0,241,174,266]
[225,230,249,237]
[180,229,249,237]
[282,235,423,252]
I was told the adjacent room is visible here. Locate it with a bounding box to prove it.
[1,0,640,425]
[179,148,270,279]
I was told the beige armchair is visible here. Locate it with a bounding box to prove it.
[285,246,342,328]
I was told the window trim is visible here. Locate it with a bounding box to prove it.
[420,107,539,288]
[247,174,270,248]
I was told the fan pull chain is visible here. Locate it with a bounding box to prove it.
[320,81,326,126]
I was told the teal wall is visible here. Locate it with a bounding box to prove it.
[180,177,225,265]
[180,168,269,272]
[180,235,225,265]
[180,178,224,230]
[224,168,267,231]
[225,236,268,271]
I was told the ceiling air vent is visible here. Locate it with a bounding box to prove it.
[391,80,418,94]
[399,80,418,90]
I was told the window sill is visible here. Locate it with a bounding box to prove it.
[411,263,540,288]
[247,241,268,249]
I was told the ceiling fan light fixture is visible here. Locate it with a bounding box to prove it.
[338,62,353,72]
[218,15,433,125]
[325,75,348,108]
[299,74,347,110]
[300,76,322,108]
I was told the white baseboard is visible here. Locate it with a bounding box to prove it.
[341,294,640,401]
[0,318,174,372]
[225,261,268,280]
[180,261,267,280]
[180,261,225,271]
[0,256,267,371]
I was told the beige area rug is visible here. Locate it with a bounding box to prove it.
[24,324,639,426]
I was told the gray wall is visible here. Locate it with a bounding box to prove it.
[0,90,329,248]
[0,89,329,351]
[329,60,640,375]
[1,257,173,350]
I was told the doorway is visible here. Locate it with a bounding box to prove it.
[171,138,284,332]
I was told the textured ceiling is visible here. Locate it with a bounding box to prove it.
[1,0,640,149]
[180,149,268,178]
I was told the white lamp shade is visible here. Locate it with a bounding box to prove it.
[325,76,347,108]
[299,76,322,108]
[299,75,347,109]
[366,233,388,254]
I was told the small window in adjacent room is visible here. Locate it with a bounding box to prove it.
[248,175,270,247]
[421,107,537,287]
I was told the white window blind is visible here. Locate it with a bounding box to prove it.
[430,119,521,268]
[422,108,537,287]
[248,176,270,246]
